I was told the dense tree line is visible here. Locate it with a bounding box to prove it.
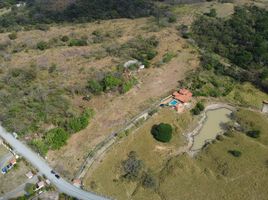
[0,0,154,29]
[192,6,268,92]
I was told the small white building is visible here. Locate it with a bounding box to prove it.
[262,100,268,113]
[26,171,34,179]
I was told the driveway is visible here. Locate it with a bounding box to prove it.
[0,126,109,200]
[0,152,13,169]
[0,175,38,200]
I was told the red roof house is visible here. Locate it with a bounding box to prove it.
[173,89,192,103]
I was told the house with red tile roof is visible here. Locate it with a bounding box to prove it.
[173,89,192,103]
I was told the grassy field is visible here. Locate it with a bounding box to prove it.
[225,83,268,109]
[0,160,31,195]
[84,106,268,200]
[83,108,193,199]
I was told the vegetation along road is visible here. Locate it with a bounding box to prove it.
[0,126,109,200]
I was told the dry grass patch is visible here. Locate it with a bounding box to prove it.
[0,160,31,194]
[83,108,193,200]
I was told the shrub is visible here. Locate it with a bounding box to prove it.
[246,130,260,138]
[35,24,50,31]
[87,80,103,94]
[122,151,143,181]
[216,135,224,141]
[61,35,69,42]
[224,131,235,137]
[36,41,49,50]
[102,74,122,91]
[30,140,48,156]
[8,32,17,40]
[66,108,94,134]
[151,123,172,143]
[68,38,87,46]
[228,150,242,157]
[45,128,69,150]
[142,172,157,189]
[162,52,175,63]
[191,102,204,115]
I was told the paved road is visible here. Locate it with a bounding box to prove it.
[0,126,109,200]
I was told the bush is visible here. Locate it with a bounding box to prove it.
[30,140,48,156]
[8,32,17,40]
[246,130,260,138]
[162,52,175,63]
[61,35,69,42]
[224,131,235,137]
[228,150,242,157]
[65,108,94,134]
[68,38,87,46]
[151,123,172,143]
[216,135,224,141]
[102,74,122,91]
[122,151,143,181]
[45,128,69,150]
[36,41,49,50]
[191,102,204,115]
[142,172,157,189]
[87,80,103,94]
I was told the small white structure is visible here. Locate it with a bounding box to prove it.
[45,179,51,185]
[35,181,45,191]
[262,100,268,113]
[124,60,140,68]
[139,65,145,70]
[26,171,34,179]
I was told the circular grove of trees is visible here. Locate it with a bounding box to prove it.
[151,123,173,143]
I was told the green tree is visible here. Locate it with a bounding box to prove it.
[122,151,143,181]
[151,123,172,143]
[45,128,69,150]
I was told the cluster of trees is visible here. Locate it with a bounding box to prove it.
[0,0,154,30]
[121,151,158,189]
[151,123,173,143]
[87,72,137,95]
[106,36,159,68]
[31,108,94,155]
[192,6,268,92]
[191,102,204,115]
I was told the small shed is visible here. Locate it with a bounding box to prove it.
[26,171,34,179]
[36,181,45,190]
[262,100,268,113]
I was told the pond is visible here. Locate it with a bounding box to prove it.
[191,108,232,151]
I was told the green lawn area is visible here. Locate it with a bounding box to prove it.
[225,83,268,109]
[84,108,193,200]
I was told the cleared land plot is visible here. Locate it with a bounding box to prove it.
[0,160,31,195]
[83,108,193,200]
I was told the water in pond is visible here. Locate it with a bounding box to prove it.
[191,108,232,151]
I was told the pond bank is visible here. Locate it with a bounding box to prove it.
[184,103,236,156]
